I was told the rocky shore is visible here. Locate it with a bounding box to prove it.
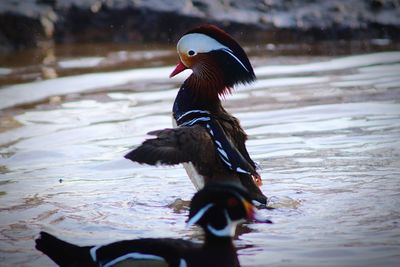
[1,0,400,51]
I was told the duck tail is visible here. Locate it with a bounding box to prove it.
[35,231,94,267]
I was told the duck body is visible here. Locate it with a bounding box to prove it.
[125,24,267,204]
[36,184,253,267]
[36,233,239,267]
[171,84,266,203]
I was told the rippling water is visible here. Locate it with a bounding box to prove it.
[0,45,399,267]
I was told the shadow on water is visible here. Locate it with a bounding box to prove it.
[0,40,400,266]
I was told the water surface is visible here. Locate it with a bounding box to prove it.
[0,43,399,267]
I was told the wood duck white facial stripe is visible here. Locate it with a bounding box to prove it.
[187,203,214,227]
[207,210,242,237]
[179,258,188,267]
[90,245,101,261]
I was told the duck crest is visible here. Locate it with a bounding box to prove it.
[185,24,256,94]
[185,24,254,75]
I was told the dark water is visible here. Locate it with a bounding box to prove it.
[0,42,399,266]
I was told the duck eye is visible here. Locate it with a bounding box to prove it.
[188,50,196,56]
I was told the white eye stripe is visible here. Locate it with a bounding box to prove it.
[177,33,250,73]
[177,33,228,54]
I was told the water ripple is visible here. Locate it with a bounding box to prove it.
[0,50,399,266]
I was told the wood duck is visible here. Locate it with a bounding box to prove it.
[125,25,267,204]
[35,184,254,267]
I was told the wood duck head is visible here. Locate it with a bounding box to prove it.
[187,183,254,238]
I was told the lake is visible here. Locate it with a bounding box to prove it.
[0,41,399,267]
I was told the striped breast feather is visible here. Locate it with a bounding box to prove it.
[176,109,211,127]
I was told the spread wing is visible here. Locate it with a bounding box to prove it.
[124,120,266,204]
[124,125,216,166]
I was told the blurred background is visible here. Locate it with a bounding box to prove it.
[1,0,400,86]
[0,1,399,267]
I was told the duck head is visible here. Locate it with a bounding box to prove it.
[170,25,256,98]
[187,183,254,238]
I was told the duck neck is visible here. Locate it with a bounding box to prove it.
[173,80,222,116]
[204,232,235,248]
[187,57,231,97]
[203,233,239,266]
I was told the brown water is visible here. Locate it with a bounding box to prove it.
[0,42,400,267]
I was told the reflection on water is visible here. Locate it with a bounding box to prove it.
[0,44,400,267]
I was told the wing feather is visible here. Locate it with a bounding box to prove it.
[125,126,214,166]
